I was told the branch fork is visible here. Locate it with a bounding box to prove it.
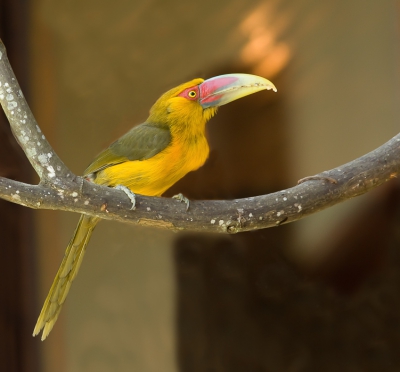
[0,39,399,234]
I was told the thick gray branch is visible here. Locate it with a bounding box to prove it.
[0,40,72,185]
[0,38,398,234]
[0,131,399,233]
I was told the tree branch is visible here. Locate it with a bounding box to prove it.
[0,40,72,184]
[0,39,398,234]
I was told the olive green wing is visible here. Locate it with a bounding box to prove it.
[83,123,171,176]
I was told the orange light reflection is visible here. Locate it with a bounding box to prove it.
[239,3,290,78]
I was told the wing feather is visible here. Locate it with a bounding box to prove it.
[83,122,171,176]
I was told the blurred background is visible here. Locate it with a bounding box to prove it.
[1,0,400,371]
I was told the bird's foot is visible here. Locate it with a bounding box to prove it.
[297,175,338,185]
[172,193,190,211]
[115,185,136,210]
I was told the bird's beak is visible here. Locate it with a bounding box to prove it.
[199,73,277,108]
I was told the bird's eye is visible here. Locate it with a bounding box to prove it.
[188,90,197,98]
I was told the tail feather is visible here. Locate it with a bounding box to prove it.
[33,214,99,340]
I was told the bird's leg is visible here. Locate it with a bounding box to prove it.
[297,175,338,185]
[172,193,190,211]
[115,185,136,210]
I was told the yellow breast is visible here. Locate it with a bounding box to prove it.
[95,133,209,197]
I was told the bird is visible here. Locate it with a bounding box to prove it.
[33,73,277,340]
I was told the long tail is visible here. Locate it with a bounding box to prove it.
[33,214,99,340]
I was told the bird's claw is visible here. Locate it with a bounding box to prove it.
[297,175,338,185]
[115,185,136,210]
[172,193,190,211]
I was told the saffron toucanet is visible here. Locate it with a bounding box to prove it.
[33,73,277,340]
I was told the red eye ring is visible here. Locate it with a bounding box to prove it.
[178,86,200,101]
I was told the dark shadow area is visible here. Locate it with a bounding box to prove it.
[0,1,39,371]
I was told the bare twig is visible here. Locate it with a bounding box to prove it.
[0,39,399,234]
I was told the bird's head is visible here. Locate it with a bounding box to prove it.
[148,73,277,127]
